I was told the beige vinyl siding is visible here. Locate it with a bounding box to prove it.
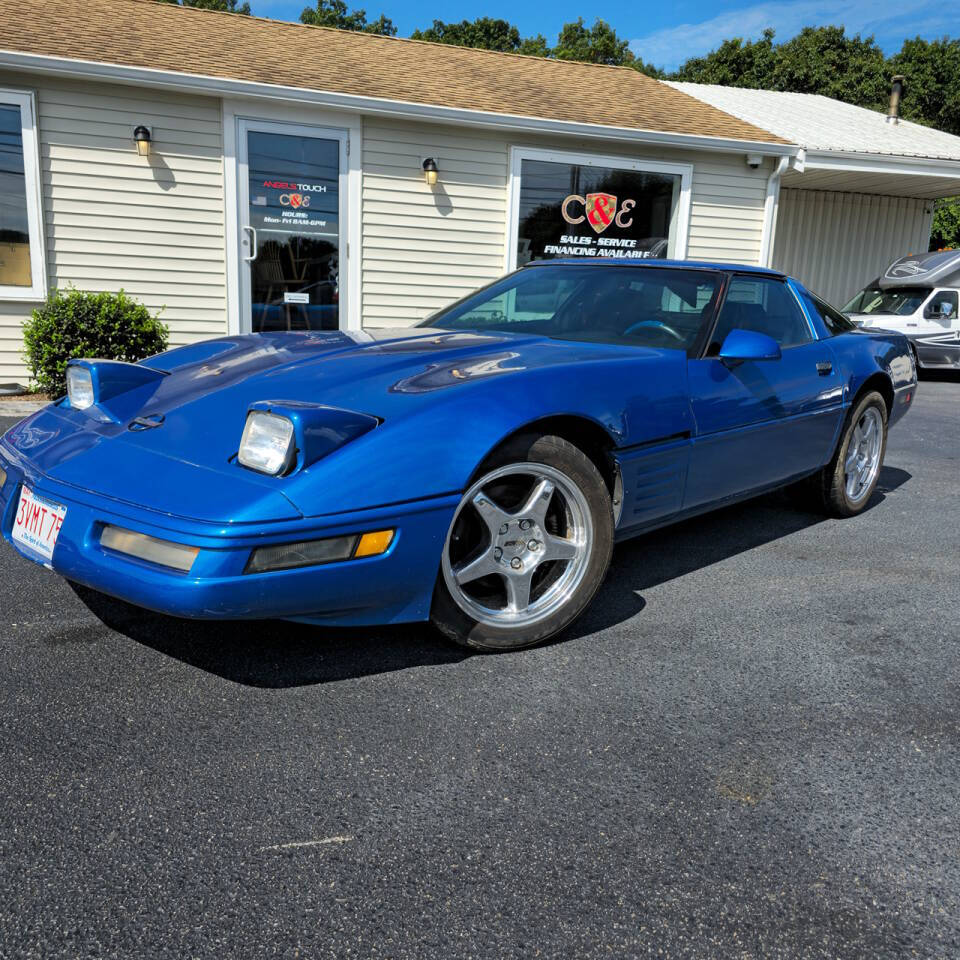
[0,303,30,384]
[362,120,509,325]
[0,72,226,385]
[686,157,768,262]
[361,118,769,327]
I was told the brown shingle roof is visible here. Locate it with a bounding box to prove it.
[1,0,789,145]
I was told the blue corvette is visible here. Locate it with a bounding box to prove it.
[0,260,916,651]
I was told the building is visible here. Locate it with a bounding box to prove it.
[1,0,959,388]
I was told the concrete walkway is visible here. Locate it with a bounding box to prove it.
[0,399,49,419]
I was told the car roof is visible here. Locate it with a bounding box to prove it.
[522,258,787,278]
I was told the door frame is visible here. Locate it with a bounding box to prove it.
[223,99,362,334]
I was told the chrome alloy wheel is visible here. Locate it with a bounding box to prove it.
[844,406,883,503]
[441,463,593,629]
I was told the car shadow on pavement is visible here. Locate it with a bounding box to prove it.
[561,464,912,640]
[70,584,470,687]
[71,465,912,688]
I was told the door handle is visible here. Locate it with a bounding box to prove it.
[816,361,833,375]
[242,225,258,262]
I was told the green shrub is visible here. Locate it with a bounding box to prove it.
[23,288,168,396]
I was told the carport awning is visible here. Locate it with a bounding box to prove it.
[782,160,960,200]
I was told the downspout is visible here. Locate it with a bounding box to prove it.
[759,155,790,268]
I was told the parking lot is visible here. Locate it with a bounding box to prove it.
[1,378,958,959]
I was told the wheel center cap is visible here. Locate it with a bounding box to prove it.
[497,520,541,562]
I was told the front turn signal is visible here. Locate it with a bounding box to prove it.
[355,529,395,558]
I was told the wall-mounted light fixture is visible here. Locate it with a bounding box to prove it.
[133,125,152,157]
[422,157,439,186]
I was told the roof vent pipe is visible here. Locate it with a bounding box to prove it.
[886,75,905,125]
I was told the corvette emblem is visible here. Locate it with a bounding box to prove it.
[585,193,617,234]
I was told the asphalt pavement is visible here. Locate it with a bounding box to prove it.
[1,379,958,959]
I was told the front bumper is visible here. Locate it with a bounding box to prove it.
[0,445,456,626]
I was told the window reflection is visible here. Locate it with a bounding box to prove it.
[0,104,31,287]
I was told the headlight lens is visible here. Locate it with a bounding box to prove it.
[66,366,95,409]
[238,411,295,476]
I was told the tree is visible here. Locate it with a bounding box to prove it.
[300,0,396,35]
[404,15,665,73]
[673,26,887,107]
[930,199,960,250]
[671,29,777,87]
[411,17,548,55]
[553,17,635,66]
[518,34,551,58]
[890,37,960,136]
[771,26,887,107]
[158,0,251,13]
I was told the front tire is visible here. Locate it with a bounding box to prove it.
[431,434,614,652]
[814,390,889,517]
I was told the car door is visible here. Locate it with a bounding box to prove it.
[925,289,960,335]
[684,274,844,510]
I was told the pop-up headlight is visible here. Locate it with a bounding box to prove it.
[238,411,295,476]
[65,359,166,421]
[238,401,379,477]
[66,365,95,410]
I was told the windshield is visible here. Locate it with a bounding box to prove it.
[843,285,932,316]
[419,266,721,350]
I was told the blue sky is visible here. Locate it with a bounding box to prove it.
[255,0,955,71]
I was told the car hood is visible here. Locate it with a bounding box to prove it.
[2,329,677,524]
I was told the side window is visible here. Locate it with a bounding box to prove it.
[804,291,858,335]
[709,276,813,354]
[925,290,958,325]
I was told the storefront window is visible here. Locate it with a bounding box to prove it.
[0,90,44,299]
[512,153,686,268]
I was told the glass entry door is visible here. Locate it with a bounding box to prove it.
[238,120,347,332]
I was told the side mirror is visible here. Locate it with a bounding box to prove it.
[718,328,782,363]
[924,299,954,320]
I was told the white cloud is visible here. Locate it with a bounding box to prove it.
[631,0,951,70]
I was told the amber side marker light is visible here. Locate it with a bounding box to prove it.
[246,529,395,574]
[355,529,395,558]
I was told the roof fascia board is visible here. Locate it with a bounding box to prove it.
[805,149,960,179]
[0,49,799,158]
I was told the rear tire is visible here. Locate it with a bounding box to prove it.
[431,434,614,652]
[811,390,888,517]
